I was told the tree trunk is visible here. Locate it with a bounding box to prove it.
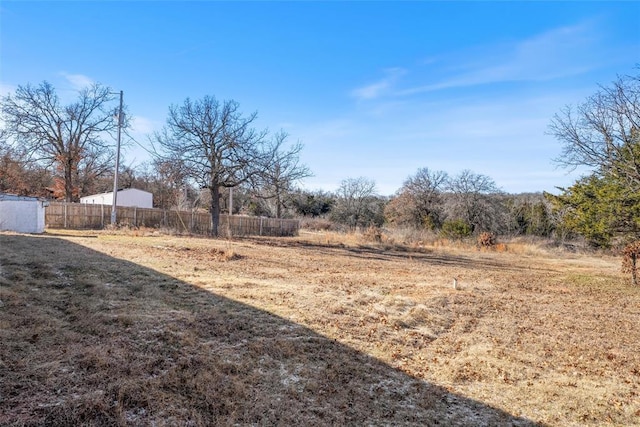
[209,184,220,237]
[73,164,81,202]
[632,254,638,286]
[276,189,282,219]
[64,159,74,202]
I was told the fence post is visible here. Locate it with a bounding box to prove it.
[101,204,104,228]
[64,203,67,229]
[260,217,263,236]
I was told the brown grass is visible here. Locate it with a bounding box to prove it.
[1,229,639,426]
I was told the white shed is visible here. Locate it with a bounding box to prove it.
[80,188,153,208]
[0,193,48,233]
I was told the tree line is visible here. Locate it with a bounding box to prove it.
[1,69,639,245]
[290,173,556,240]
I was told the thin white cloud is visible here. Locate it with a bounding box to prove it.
[130,115,159,135]
[60,72,95,91]
[351,81,388,100]
[399,21,599,95]
[350,68,406,100]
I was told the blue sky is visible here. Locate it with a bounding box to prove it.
[1,1,639,195]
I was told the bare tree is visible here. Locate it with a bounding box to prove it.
[385,167,448,229]
[1,81,122,201]
[445,170,503,233]
[154,96,269,236]
[549,71,640,184]
[331,177,383,229]
[253,131,312,218]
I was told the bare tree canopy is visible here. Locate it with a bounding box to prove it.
[154,96,270,236]
[445,169,503,233]
[1,81,122,201]
[549,71,640,184]
[385,167,448,229]
[253,130,312,218]
[402,168,449,197]
[331,177,383,229]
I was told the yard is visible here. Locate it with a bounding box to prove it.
[1,229,639,426]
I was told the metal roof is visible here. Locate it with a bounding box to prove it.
[80,188,153,199]
[0,193,41,202]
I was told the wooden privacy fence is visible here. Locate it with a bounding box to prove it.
[45,202,299,237]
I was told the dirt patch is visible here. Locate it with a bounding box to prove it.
[150,244,241,262]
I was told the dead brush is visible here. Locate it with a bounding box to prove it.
[477,232,496,249]
[210,248,240,262]
[363,226,383,243]
[300,218,333,231]
[495,243,508,252]
[381,227,440,249]
[152,245,240,262]
[622,240,640,285]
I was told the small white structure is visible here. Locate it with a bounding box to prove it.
[0,193,48,233]
[80,188,153,208]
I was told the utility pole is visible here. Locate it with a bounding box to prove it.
[111,90,123,226]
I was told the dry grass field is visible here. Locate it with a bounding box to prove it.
[1,229,639,426]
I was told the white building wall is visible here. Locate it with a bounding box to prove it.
[81,193,113,206]
[36,200,46,232]
[0,198,46,233]
[116,189,153,208]
[80,189,153,208]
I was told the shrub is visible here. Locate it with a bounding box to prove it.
[441,220,472,239]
